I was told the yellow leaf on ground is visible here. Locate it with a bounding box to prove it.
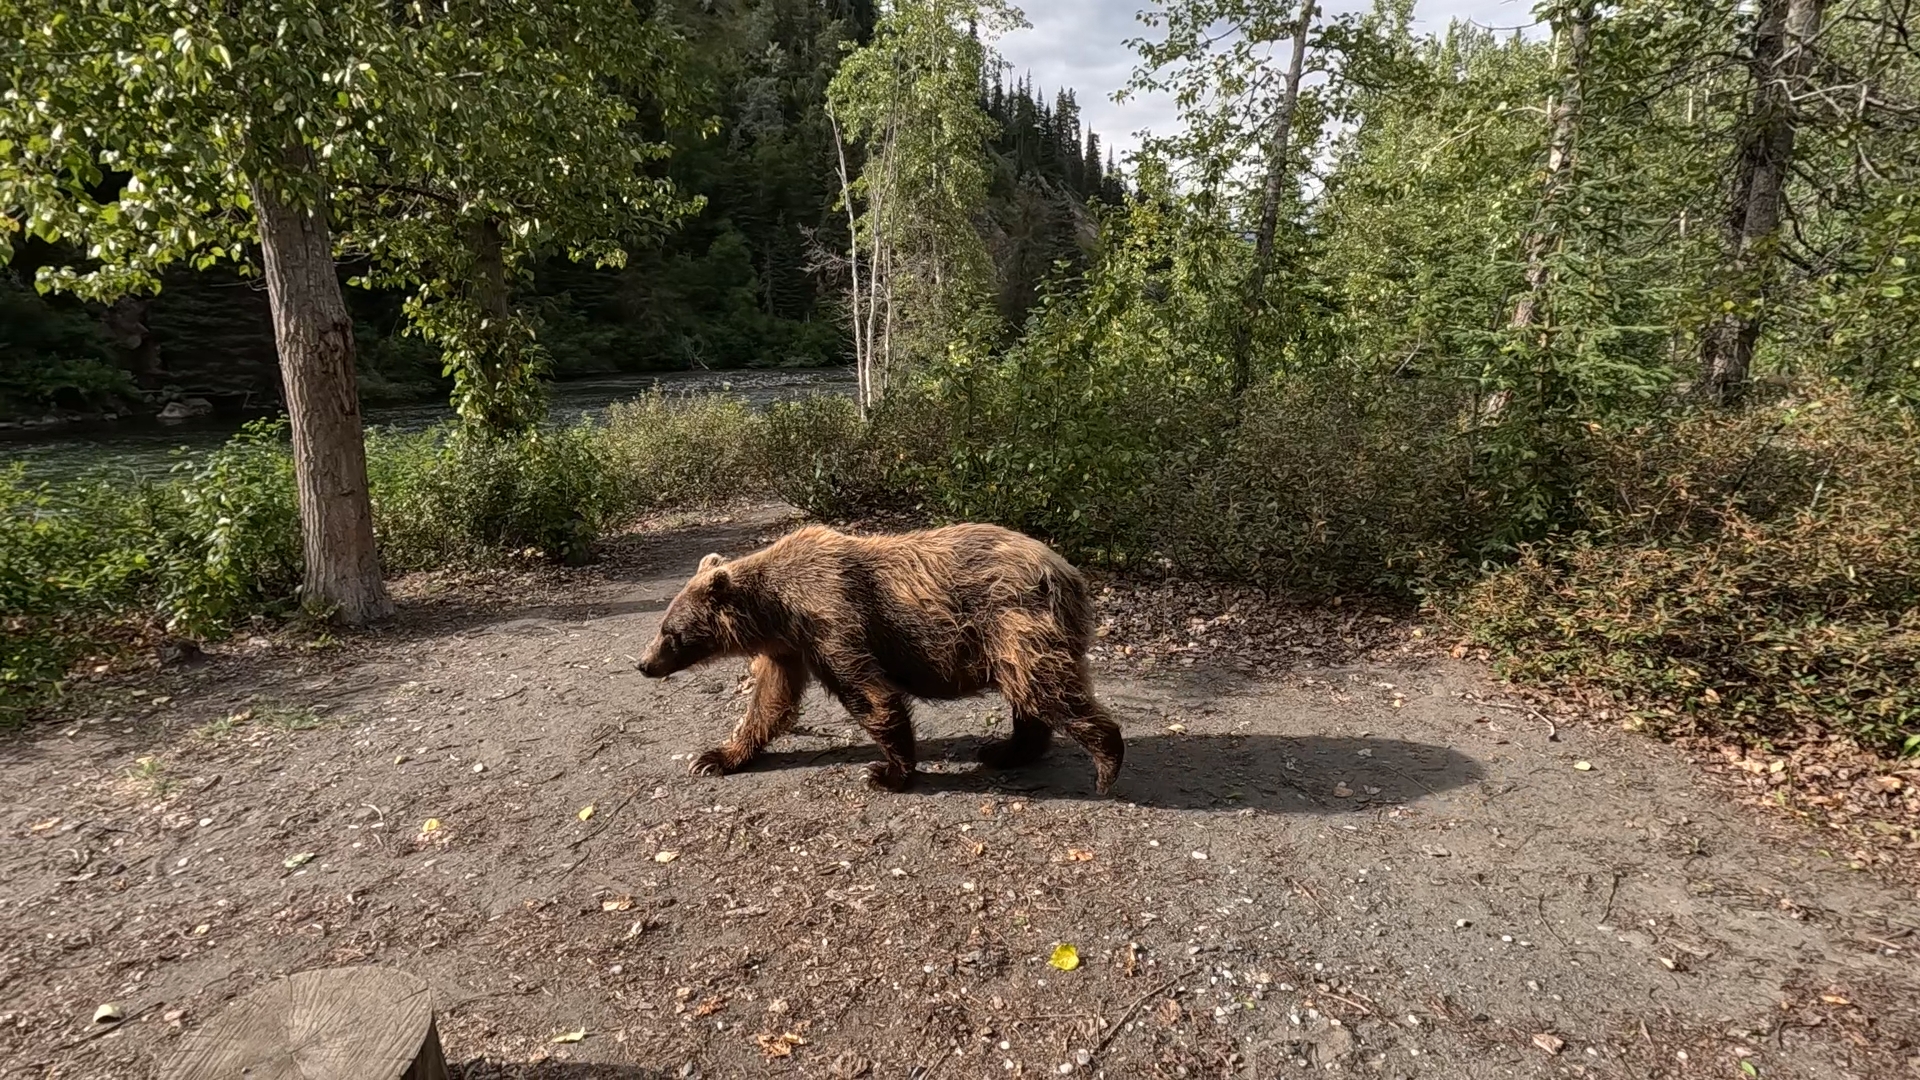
[1049,943,1081,971]
[552,1028,586,1044]
[654,850,680,863]
[421,818,441,832]
[578,804,595,821]
[755,1031,805,1058]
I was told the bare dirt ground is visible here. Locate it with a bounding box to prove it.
[4,504,1917,1080]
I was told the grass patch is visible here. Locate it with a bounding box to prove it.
[125,754,172,798]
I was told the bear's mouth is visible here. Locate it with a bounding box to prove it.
[636,637,684,678]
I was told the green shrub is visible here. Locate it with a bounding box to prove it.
[158,419,303,632]
[1454,388,1920,752]
[1,469,108,717]
[759,393,927,519]
[0,420,302,720]
[371,423,613,569]
[1159,378,1478,594]
[599,390,764,513]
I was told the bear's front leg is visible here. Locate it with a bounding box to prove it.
[850,689,917,792]
[691,654,805,777]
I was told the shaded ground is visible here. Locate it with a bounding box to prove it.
[3,505,1917,1079]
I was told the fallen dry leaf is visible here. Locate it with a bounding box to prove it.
[1573,761,1593,772]
[1333,782,1354,798]
[755,1031,806,1058]
[421,818,442,833]
[1048,943,1081,971]
[552,1028,586,1044]
[578,804,595,821]
[282,852,314,869]
[602,896,634,912]
[1157,998,1182,1026]
[1066,848,1094,862]
[694,995,728,1018]
[29,817,61,833]
[654,850,680,863]
[1532,1033,1565,1055]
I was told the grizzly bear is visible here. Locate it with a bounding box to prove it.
[636,523,1124,794]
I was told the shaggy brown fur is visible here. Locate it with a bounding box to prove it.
[636,523,1124,793]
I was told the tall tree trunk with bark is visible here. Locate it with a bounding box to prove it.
[250,143,394,626]
[1232,0,1315,396]
[1510,1,1592,337]
[1701,0,1822,405]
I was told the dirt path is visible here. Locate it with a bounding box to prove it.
[4,506,1917,1080]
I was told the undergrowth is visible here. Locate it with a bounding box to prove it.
[6,383,1915,766]
[1454,388,1920,756]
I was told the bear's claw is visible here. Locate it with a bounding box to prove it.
[690,749,730,776]
[864,762,913,792]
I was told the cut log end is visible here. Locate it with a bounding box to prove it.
[163,967,446,1080]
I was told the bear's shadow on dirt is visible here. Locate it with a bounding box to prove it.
[751,733,1484,813]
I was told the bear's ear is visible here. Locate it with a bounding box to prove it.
[698,552,726,573]
[706,566,732,596]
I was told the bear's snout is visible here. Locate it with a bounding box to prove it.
[636,641,668,678]
[636,634,684,678]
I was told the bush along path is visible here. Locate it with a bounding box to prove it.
[3,505,1917,1080]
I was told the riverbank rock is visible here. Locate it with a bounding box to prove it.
[158,398,215,420]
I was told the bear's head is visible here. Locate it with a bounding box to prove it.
[637,552,743,678]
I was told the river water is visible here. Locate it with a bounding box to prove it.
[0,367,855,483]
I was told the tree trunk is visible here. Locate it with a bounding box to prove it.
[458,217,541,434]
[250,143,393,626]
[1232,0,1315,396]
[471,218,511,324]
[1701,0,1822,405]
[1509,1,1591,337]
[828,110,870,419]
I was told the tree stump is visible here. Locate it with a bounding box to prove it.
[162,967,447,1080]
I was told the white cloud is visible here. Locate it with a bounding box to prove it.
[992,0,1547,164]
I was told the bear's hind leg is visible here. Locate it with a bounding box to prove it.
[1009,657,1123,794]
[692,654,806,776]
[977,708,1053,769]
[849,688,918,792]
